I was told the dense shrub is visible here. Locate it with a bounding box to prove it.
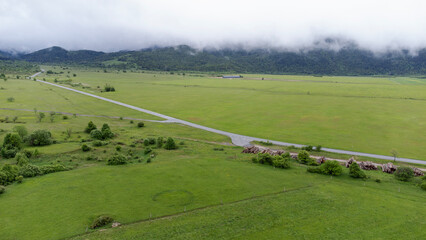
[258,153,274,165]
[297,150,310,163]
[148,138,156,145]
[320,161,343,176]
[85,121,97,133]
[137,122,144,128]
[81,144,91,152]
[0,185,5,194]
[297,150,317,165]
[0,172,7,185]
[0,147,19,159]
[21,149,33,158]
[103,84,115,92]
[1,164,19,183]
[101,124,114,139]
[301,145,313,151]
[349,162,366,179]
[316,145,322,151]
[39,164,68,174]
[90,129,103,140]
[115,146,121,151]
[143,139,150,146]
[272,156,291,169]
[19,164,41,177]
[1,133,22,158]
[15,175,23,183]
[92,140,107,147]
[156,137,164,148]
[107,154,127,165]
[90,215,114,229]
[421,182,426,191]
[144,147,152,154]
[164,137,177,150]
[394,167,414,182]
[27,130,53,146]
[15,152,29,166]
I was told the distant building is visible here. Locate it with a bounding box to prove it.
[222,75,242,79]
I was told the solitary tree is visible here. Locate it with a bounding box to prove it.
[37,112,45,122]
[49,112,56,123]
[390,149,398,162]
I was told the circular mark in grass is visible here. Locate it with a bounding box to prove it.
[152,190,194,207]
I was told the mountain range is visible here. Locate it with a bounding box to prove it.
[2,45,426,75]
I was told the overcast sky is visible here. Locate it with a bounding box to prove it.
[1,0,426,53]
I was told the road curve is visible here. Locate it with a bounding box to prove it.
[32,71,426,165]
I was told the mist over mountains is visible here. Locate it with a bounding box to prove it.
[1,43,424,75]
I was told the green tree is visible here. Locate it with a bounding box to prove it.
[27,130,53,146]
[320,161,342,176]
[49,112,56,123]
[37,112,45,122]
[85,121,97,133]
[13,126,28,139]
[349,162,366,179]
[164,137,177,150]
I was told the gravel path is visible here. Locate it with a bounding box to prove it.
[31,71,426,165]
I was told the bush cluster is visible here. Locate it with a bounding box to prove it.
[297,150,318,166]
[107,154,127,165]
[87,122,115,140]
[92,140,108,147]
[156,137,164,148]
[81,144,91,152]
[394,167,414,182]
[137,122,144,128]
[90,216,114,229]
[1,133,22,158]
[103,84,115,92]
[252,152,291,169]
[15,153,29,166]
[85,121,97,133]
[144,147,152,155]
[0,162,67,186]
[27,130,53,146]
[307,160,342,176]
[164,137,177,150]
[349,162,367,179]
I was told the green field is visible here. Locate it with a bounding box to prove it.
[0,70,425,240]
[0,110,424,239]
[37,67,426,160]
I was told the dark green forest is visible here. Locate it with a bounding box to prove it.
[2,45,426,75]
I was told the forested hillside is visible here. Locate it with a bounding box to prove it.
[2,45,426,75]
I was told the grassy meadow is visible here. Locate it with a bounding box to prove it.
[36,66,426,160]
[0,77,425,240]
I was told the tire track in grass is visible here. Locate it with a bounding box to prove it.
[63,183,316,240]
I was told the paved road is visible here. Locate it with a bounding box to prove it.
[31,71,426,165]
